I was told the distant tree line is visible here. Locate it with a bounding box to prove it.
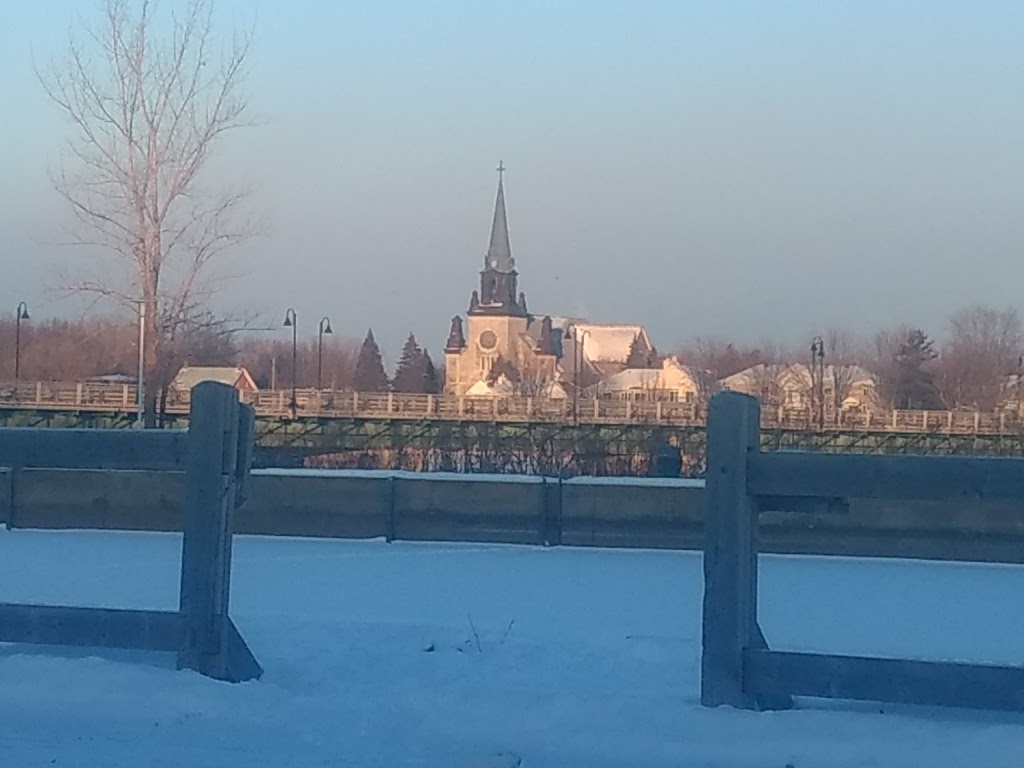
[2,303,1023,410]
[0,316,440,394]
[673,305,1024,412]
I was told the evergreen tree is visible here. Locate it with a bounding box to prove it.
[626,334,658,368]
[625,334,646,368]
[891,329,943,410]
[353,329,389,391]
[393,333,428,393]
[422,351,440,394]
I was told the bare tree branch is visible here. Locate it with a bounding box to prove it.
[39,0,256,425]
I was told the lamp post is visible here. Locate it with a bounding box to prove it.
[564,326,591,425]
[317,316,333,390]
[283,308,297,416]
[136,301,146,428]
[14,302,29,380]
[810,335,826,430]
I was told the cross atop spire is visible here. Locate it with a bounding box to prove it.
[484,161,514,273]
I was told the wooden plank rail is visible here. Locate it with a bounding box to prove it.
[744,650,1024,712]
[0,381,261,684]
[2,380,1024,434]
[0,428,188,471]
[0,603,182,652]
[701,391,1024,714]
[748,452,1024,502]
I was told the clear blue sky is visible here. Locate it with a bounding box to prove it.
[1,0,1022,362]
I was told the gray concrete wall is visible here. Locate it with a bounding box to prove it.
[0,468,10,526]
[5,468,1024,563]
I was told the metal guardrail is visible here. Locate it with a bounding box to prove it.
[0,379,1022,434]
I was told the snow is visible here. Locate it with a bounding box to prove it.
[2,530,1024,766]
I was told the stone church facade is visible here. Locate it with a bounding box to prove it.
[443,166,655,397]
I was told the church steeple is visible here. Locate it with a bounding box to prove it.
[469,161,526,317]
[484,161,514,273]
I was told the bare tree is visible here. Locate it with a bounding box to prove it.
[824,327,861,418]
[40,0,255,424]
[861,325,912,408]
[937,306,1022,411]
[676,337,771,380]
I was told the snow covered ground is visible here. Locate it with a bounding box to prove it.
[2,529,1024,767]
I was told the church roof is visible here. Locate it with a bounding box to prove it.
[484,161,514,273]
[566,323,652,365]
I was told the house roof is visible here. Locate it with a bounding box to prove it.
[171,366,258,392]
[590,368,661,394]
[721,363,877,390]
[465,376,515,397]
[464,375,567,399]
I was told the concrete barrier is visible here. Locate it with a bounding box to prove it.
[10,469,183,531]
[560,478,704,549]
[5,468,1024,563]
[392,474,545,545]
[236,470,390,539]
[0,468,10,526]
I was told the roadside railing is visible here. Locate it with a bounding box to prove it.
[1,379,1023,434]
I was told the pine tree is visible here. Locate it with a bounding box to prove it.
[625,334,645,368]
[393,333,428,393]
[891,329,943,410]
[353,329,389,391]
[422,351,440,394]
[627,334,657,368]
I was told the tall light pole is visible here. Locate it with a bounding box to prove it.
[283,308,298,416]
[564,326,590,425]
[136,301,146,428]
[317,316,333,390]
[810,335,825,430]
[14,302,29,380]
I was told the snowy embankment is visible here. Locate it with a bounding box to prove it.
[1,530,1023,767]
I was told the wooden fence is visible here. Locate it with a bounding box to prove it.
[2,379,1024,434]
[0,381,261,683]
[701,391,1024,712]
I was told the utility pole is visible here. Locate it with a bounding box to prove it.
[14,302,29,380]
[136,301,146,428]
[810,336,825,430]
[283,308,298,417]
[317,316,333,390]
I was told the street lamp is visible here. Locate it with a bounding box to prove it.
[564,326,591,425]
[135,300,146,428]
[14,302,29,380]
[810,335,826,430]
[283,308,297,416]
[317,316,333,390]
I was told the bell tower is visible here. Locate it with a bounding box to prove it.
[444,163,538,395]
[470,161,527,318]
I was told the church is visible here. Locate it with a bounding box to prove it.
[443,165,657,397]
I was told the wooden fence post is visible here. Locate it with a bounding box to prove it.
[701,391,762,709]
[178,381,260,682]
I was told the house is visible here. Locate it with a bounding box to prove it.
[720,363,879,412]
[170,365,259,395]
[585,356,717,403]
